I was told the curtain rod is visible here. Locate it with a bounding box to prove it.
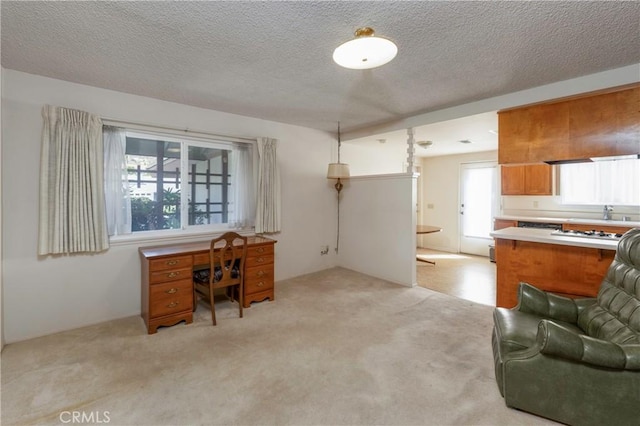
[101,117,257,143]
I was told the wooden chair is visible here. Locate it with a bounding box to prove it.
[193,232,248,325]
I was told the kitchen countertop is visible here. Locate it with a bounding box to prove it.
[490,227,619,250]
[495,215,640,227]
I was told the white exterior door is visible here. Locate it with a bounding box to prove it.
[459,162,497,256]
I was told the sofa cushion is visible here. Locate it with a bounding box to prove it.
[493,307,584,355]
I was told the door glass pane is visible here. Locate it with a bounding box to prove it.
[462,167,494,238]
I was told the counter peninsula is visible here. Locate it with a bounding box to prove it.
[490,227,619,308]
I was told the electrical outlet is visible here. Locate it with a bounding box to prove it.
[320,245,329,255]
[427,203,434,209]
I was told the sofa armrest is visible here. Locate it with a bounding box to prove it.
[537,320,640,370]
[515,282,596,324]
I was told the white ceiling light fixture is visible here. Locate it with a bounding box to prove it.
[333,27,398,70]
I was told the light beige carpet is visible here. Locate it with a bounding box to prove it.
[1,267,554,425]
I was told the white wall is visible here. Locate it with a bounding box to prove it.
[338,173,417,287]
[0,67,4,350]
[1,70,339,343]
[340,139,408,175]
[419,151,499,253]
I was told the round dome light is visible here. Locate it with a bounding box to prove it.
[333,27,398,70]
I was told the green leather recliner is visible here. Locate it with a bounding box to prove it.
[492,228,640,426]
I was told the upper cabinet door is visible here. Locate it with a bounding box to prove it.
[498,108,531,164]
[498,84,640,164]
[615,87,640,155]
[524,164,552,195]
[500,165,525,195]
[500,164,552,196]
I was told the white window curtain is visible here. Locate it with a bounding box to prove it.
[103,126,132,236]
[38,105,109,254]
[255,137,281,234]
[560,159,640,205]
[229,142,256,229]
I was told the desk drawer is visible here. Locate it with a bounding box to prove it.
[149,279,193,317]
[245,276,274,294]
[150,266,193,284]
[245,253,274,268]
[193,253,209,267]
[245,265,273,292]
[149,255,193,272]
[248,244,274,258]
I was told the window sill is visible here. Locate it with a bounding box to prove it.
[109,227,256,248]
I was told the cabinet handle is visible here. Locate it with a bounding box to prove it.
[257,247,265,253]
[167,302,179,308]
[166,288,178,294]
[257,257,265,263]
[257,281,264,287]
[256,270,265,277]
[167,272,180,278]
[166,260,178,266]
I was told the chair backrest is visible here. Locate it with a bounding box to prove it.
[209,232,248,287]
[578,228,640,344]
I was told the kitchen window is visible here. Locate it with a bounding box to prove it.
[559,157,640,205]
[109,128,255,238]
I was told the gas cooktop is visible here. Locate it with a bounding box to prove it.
[551,229,623,241]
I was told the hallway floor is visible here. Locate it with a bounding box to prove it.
[416,248,496,306]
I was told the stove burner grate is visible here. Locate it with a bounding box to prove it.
[551,229,622,240]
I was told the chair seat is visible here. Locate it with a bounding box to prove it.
[194,263,241,284]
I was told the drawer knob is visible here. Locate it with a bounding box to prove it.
[256,270,265,277]
[257,257,264,263]
[166,288,178,294]
[257,281,264,287]
[167,301,179,308]
[257,247,265,253]
[167,272,180,278]
[166,260,179,266]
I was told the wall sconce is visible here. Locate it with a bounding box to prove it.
[327,122,350,253]
[327,122,350,193]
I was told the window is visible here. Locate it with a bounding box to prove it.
[559,158,640,205]
[121,130,255,235]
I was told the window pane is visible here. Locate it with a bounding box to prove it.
[560,159,640,205]
[126,137,181,232]
[187,146,231,226]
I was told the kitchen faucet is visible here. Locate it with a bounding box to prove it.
[603,205,613,220]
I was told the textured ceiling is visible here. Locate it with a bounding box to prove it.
[2,1,639,137]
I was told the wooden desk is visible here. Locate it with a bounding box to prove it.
[417,225,442,265]
[139,236,276,334]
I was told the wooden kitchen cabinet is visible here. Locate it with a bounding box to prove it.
[494,219,517,230]
[495,238,615,308]
[569,87,640,158]
[501,164,552,195]
[499,84,640,164]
